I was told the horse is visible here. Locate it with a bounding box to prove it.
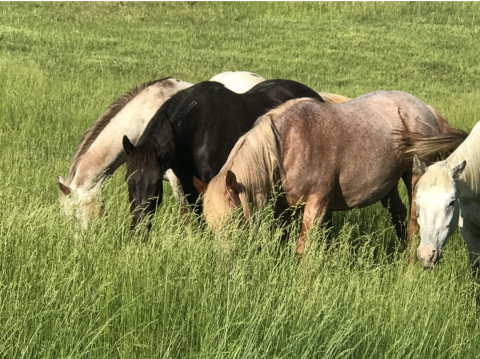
[122,79,327,232]
[194,91,453,257]
[398,123,477,268]
[210,71,265,94]
[57,71,265,229]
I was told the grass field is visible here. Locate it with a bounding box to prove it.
[1,2,480,358]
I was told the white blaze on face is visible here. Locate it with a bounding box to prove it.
[415,172,459,268]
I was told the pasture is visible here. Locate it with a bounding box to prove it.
[1,2,480,358]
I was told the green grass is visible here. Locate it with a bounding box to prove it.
[1,2,480,358]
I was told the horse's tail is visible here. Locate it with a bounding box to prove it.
[396,127,469,163]
[425,104,458,135]
[318,92,350,104]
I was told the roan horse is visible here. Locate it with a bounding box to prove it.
[122,79,327,232]
[57,71,265,229]
[195,91,455,257]
[398,123,477,268]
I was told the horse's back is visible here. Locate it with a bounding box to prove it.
[163,79,321,140]
[162,79,320,128]
[209,71,265,93]
[246,79,323,103]
[274,91,440,156]
[352,90,440,134]
[273,91,437,209]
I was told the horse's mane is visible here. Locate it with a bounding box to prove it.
[212,98,314,216]
[67,77,171,182]
[126,98,178,173]
[446,122,480,194]
[414,122,480,195]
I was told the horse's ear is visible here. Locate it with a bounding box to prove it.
[123,135,135,155]
[413,155,428,176]
[451,160,466,179]
[226,170,238,192]
[57,175,71,195]
[193,176,208,194]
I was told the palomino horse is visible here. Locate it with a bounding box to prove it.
[57,71,265,229]
[195,92,451,257]
[123,79,327,232]
[399,123,476,268]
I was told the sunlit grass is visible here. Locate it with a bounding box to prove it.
[1,2,480,358]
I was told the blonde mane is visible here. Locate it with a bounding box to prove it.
[446,122,480,195]
[209,98,315,217]
[66,78,169,182]
[416,160,454,192]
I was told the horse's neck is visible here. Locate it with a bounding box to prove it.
[447,124,480,197]
[68,80,191,191]
[68,141,126,191]
[232,120,280,212]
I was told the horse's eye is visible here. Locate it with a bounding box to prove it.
[448,200,455,208]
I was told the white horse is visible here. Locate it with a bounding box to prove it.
[412,121,480,268]
[209,71,265,94]
[57,72,265,229]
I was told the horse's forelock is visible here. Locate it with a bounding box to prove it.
[126,144,163,176]
[416,163,454,193]
[203,174,235,227]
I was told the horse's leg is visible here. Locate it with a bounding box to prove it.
[164,169,190,215]
[402,171,420,264]
[380,185,407,243]
[296,195,329,258]
[323,210,333,230]
[403,171,420,238]
[460,213,480,276]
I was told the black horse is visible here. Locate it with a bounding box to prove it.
[123,79,323,229]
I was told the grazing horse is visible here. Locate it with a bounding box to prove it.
[122,79,325,231]
[57,72,265,229]
[399,123,477,268]
[195,92,451,257]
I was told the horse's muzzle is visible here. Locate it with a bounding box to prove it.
[417,245,441,269]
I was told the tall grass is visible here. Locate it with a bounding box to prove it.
[1,2,480,358]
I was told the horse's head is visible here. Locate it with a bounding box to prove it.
[57,176,105,230]
[123,136,164,233]
[413,156,466,268]
[194,170,243,229]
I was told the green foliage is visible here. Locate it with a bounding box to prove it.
[1,2,479,358]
